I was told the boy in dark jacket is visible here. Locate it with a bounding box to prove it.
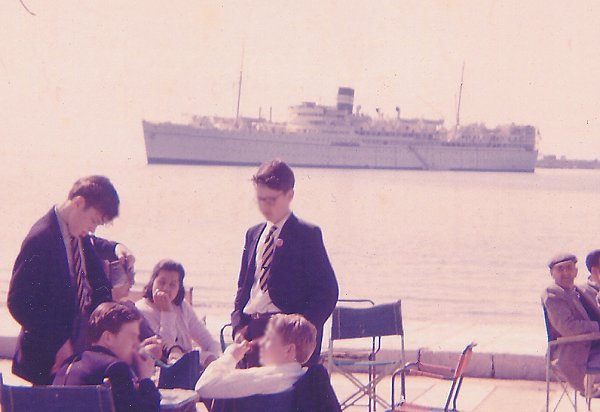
[53,302,160,412]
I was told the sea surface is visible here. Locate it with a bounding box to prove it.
[2,149,600,329]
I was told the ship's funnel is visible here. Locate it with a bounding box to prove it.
[337,87,354,114]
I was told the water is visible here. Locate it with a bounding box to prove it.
[2,149,600,329]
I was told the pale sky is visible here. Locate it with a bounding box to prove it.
[1,0,599,160]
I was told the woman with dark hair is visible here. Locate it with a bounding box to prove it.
[135,259,220,366]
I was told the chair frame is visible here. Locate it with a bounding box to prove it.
[327,299,405,412]
[0,373,116,412]
[390,342,476,412]
[542,304,600,412]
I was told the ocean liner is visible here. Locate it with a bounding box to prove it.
[143,87,537,172]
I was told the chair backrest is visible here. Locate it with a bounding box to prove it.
[542,303,559,342]
[220,323,233,352]
[158,350,201,390]
[211,389,294,412]
[0,374,115,412]
[453,342,477,379]
[331,300,403,340]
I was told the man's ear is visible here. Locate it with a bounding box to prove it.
[286,189,295,202]
[72,195,86,209]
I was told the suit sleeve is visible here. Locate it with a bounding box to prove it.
[106,362,160,412]
[301,227,339,328]
[8,237,54,333]
[91,236,118,261]
[543,293,600,336]
[231,229,252,335]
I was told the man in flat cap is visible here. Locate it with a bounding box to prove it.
[542,253,600,392]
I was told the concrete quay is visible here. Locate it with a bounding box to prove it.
[0,307,549,381]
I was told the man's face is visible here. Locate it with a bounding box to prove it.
[255,184,293,223]
[107,321,141,365]
[68,197,107,237]
[259,324,293,366]
[551,260,578,290]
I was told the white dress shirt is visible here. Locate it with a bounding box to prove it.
[195,352,306,399]
[243,213,291,315]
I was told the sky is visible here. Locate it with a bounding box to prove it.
[1,0,599,160]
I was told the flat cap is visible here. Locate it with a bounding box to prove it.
[548,253,577,269]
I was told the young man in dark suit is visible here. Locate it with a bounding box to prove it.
[8,175,135,385]
[231,160,339,366]
[53,302,160,412]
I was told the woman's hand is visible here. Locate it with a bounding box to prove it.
[153,290,173,312]
[140,336,163,360]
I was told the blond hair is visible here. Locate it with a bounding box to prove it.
[268,314,317,364]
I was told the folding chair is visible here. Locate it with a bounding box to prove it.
[389,342,476,412]
[542,305,600,412]
[0,373,115,412]
[220,322,233,352]
[327,299,405,411]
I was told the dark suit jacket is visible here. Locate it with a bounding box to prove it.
[53,345,160,412]
[231,214,339,363]
[8,208,113,385]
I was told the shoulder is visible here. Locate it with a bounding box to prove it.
[542,283,567,301]
[179,299,197,317]
[20,209,58,249]
[287,215,321,236]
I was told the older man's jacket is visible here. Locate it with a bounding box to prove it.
[542,283,600,392]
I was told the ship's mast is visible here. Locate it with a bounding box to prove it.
[235,46,244,127]
[455,61,465,133]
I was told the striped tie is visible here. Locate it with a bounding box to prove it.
[71,236,91,314]
[259,225,278,291]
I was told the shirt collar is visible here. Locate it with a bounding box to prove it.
[268,212,292,232]
[54,205,72,240]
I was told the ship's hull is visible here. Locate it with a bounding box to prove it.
[143,121,538,172]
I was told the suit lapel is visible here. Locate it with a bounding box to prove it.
[271,214,297,272]
[247,224,266,274]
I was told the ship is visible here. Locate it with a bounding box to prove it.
[143,86,538,172]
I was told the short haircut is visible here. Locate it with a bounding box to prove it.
[252,160,295,192]
[142,259,186,306]
[586,250,600,272]
[88,302,141,343]
[68,175,120,221]
[267,314,317,364]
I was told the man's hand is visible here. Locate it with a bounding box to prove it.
[134,349,156,380]
[153,290,173,312]
[224,340,252,363]
[115,243,136,273]
[140,336,163,360]
[233,326,248,344]
[51,339,74,374]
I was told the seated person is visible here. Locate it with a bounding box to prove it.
[135,259,221,366]
[542,253,600,393]
[196,313,340,412]
[53,302,160,412]
[581,249,600,307]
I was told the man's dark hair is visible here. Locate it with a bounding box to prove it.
[586,250,600,272]
[252,160,295,192]
[68,175,120,221]
[88,302,141,343]
[142,259,186,306]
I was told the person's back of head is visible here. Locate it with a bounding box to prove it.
[586,250,600,282]
[259,314,317,366]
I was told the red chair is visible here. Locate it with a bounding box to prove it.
[389,342,477,412]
